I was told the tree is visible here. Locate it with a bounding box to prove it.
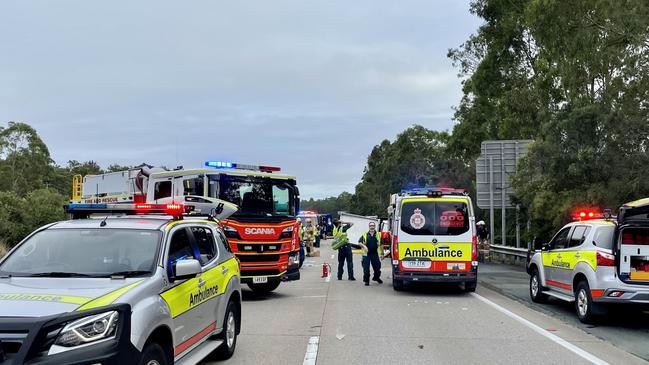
[351,125,472,216]
[451,0,649,241]
[0,122,53,196]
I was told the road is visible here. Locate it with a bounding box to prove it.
[204,241,648,365]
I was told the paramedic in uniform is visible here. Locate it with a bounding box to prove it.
[356,222,383,286]
[333,220,355,281]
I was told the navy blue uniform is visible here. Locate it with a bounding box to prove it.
[359,231,382,284]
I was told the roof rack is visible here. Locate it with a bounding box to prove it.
[399,188,467,197]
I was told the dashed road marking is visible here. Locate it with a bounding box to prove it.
[303,336,319,365]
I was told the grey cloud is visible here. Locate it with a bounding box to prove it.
[0,0,480,198]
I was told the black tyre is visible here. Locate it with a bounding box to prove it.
[529,269,549,303]
[247,281,281,293]
[392,278,404,291]
[139,343,169,365]
[213,301,238,360]
[575,280,599,324]
[464,280,477,293]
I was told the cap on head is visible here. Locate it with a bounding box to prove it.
[306,218,313,223]
[477,221,485,225]
[369,222,376,228]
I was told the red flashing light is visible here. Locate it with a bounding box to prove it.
[392,234,399,260]
[574,209,602,221]
[579,212,587,218]
[259,165,281,172]
[135,203,185,216]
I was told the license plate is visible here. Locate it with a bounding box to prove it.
[447,263,466,270]
[252,277,268,284]
[402,260,431,269]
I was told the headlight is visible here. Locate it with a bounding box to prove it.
[223,225,240,239]
[280,226,294,239]
[54,311,119,348]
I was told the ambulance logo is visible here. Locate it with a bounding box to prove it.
[410,208,426,229]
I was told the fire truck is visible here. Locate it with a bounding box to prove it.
[71,161,301,293]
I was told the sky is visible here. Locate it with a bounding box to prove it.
[0,1,481,199]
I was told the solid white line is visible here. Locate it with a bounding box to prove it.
[303,336,319,365]
[470,293,609,365]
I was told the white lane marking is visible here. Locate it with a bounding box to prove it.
[303,336,319,365]
[298,295,327,298]
[471,293,609,365]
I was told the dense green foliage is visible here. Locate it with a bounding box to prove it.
[309,0,649,241]
[0,121,145,248]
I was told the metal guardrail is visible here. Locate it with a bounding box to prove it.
[489,244,528,258]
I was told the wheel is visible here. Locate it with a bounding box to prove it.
[212,301,238,360]
[247,281,281,293]
[139,342,168,365]
[529,269,549,303]
[392,278,404,291]
[575,280,598,324]
[464,280,477,293]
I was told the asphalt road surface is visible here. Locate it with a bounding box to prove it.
[204,241,647,365]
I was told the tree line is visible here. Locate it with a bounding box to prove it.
[304,0,649,243]
[0,122,145,252]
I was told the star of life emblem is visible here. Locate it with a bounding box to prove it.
[410,208,426,229]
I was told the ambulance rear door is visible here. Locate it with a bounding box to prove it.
[397,197,474,273]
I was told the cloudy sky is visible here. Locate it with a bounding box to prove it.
[0,1,480,199]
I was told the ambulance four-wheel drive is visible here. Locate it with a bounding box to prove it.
[0,203,241,365]
[527,198,649,323]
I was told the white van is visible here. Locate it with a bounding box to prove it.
[388,188,478,291]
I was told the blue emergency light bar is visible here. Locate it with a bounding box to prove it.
[65,203,188,216]
[204,161,281,173]
[205,161,234,168]
[401,187,466,196]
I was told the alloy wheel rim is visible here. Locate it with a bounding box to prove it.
[147,361,160,365]
[577,289,588,316]
[531,276,539,296]
[226,311,236,348]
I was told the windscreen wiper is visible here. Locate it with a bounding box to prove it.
[108,270,152,279]
[28,272,95,277]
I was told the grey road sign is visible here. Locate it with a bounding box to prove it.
[476,140,532,248]
[476,140,532,209]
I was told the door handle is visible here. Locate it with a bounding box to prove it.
[221,266,228,275]
[556,254,562,259]
[575,253,581,259]
[198,278,205,288]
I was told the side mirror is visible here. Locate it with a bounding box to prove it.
[541,243,551,251]
[174,259,202,280]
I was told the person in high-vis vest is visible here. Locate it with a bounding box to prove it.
[300,218,318,257]
[333,220,355,281]
[356,221,383,286]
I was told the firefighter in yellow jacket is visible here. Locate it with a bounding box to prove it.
[356,221,383,286]
[300,218,318,257]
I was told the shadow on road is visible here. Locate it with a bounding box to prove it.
[241,289,291,302]
[398,282,472,297]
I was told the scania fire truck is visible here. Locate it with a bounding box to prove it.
[71,161,301,293]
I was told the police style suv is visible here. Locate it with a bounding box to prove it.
[527,198,649,323]
[0,203,241,364]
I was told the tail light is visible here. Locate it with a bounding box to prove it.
[597,251,615,266]
[472,235,478,261]
[392,235,399,262]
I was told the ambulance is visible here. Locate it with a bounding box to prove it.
[527,198,649,323]
[387,188,478,291]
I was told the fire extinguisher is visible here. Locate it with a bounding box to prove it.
[322,262,331,278]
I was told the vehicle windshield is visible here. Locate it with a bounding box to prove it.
[400,200,470,236]
[0,229,161,277]
[215,175,297,217]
